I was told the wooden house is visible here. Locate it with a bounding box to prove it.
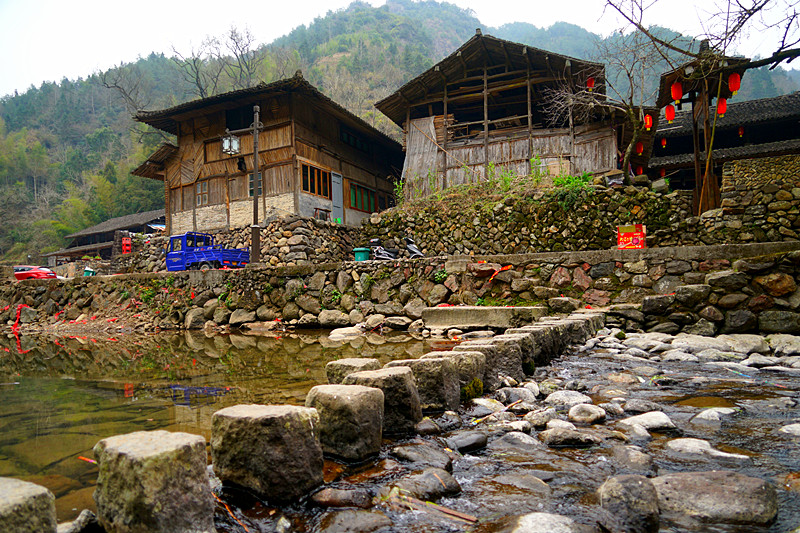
[44,209,165,265]
[133,72,403,233]
[375,30,619,199]
[648,92,800,188]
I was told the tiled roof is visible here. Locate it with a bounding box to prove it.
[656,92,800,138]
[648,138,800,168]
[66,209,165,239]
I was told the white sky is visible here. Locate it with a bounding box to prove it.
[0,0,790,98]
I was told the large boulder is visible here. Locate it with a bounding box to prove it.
[343,367,422,434]
[652,471,777,525]
[325,358,381,385]
[384,358,459,411]
[184,307,206,329]
[93,430,214,533]
[211,405,323,502]
[597,475,659,533]
[0,477,57,533]
[305,385,384,462]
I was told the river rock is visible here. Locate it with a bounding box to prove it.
[391,442,452,471]
[318,310,350,327]
[94,430,214,533]
[312,488,372,509]
[0,477,57,533]
[691,407,736,423]
[506,512,587,533]
[445,431,488,453]
[652,471,777,525]
[211,405,323,502]
[612,445,656,475]
[325,358,380,384]
[767,333,800,356]
[497,387,538,405]
[317,509,392,533]
[544,390,592,408]
[390,467,461,500]
[665,438,751,463]
[619,411,676,431]
[228,308,256,326]
[343,367,422,434]
[384,358,459,411]
[524,408,558,428]
[184,307,205,329]
[539,428,602,447]
[547,419,576,430]
[305,385,384,462]
[415,418,441,435]
[759,310,800,333]
[779,423,800,436]
[623,399,663,413]
[568,403,606,424]
[597,475,659,533]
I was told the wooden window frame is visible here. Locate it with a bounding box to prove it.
[348,182,378,213]
[301,163,331,200]
[248,172,262,198]
[195,180,209,207]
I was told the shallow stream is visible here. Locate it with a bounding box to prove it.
[0,329,798,532]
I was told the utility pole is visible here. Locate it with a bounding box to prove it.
[251,105,261,264]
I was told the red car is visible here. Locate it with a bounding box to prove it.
[13,265,57,281]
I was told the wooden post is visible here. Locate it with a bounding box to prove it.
[527,64,532,163]
[164,174,171,235]
[483,65,489,182]
[225,172,230,229]
[442,73,448,190]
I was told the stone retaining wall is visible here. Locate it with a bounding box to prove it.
[5,242,800,338]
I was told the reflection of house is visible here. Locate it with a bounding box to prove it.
[45,209,165,264]
[375,30,619,199]
[649,92,800,190]
[133,72,403,233]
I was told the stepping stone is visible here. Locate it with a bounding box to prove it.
[211,405,323,502]
[343,367,422,435]
[94,430,213,533]
[0,477,56,533]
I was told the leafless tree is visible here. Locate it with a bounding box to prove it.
[100,63,153,114]
[605,0,800,70]
[171,39,226,99]
[542,30,665,179]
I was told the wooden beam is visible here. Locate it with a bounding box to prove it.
[483,64,489,182]
[441,69,449,190]
[527,65,533,162]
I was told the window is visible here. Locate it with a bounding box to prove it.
[349,182,377,213]
[340,126,370,153]
[226,105,251,131]
[302,164,331,199]
[249,172,263,197]
[195,181,208,206]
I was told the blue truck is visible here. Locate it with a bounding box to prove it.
[166,232,250,272]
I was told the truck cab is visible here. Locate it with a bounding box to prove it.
[166,232,249,271]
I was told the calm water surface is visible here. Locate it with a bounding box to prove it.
[0,329,433,522]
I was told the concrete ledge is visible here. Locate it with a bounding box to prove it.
[422,306,549,330]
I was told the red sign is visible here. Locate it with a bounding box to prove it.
[618,224,646,249]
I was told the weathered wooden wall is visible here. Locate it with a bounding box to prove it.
[401,118,616,200]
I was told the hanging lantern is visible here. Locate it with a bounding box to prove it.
[659,168,666,177]
[635,141,644,155]
[738,126,744,138]
[644,114,653,131]
[717,98,727,117]
[587,77,595,91]
[665,104,676,123]
[728,72,741,95]
[661,138,667,148]
[636,166,644,175]
[670,81,683,104]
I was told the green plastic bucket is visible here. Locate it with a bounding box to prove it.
[353,248,370,261]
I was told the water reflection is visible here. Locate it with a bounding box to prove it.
[0,330,430,523]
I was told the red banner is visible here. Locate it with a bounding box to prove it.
[618,224,646,249]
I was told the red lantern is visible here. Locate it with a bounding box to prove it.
[670,81,683,104]
[587,77,595,91]
[635,141,644,155]
[665,104,675,123]
[644,114,653,131]
[728,72,741,95]
[659,168,666,178]
[738,126,744,138]
[717,98,727,117]
[636,166,644,175]
[661,138,667,148]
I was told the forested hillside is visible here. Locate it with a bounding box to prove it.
[0,0,797,263]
